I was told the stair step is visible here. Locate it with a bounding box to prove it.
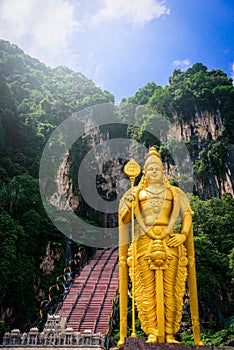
[58,248,118,335]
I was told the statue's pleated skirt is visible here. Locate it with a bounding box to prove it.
[128,234,187,336]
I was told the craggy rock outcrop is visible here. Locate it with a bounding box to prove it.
[172,111,233,198]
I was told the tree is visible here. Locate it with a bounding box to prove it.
[191,195,234,319]
[128,82,158,105]
[148,86,173,120]
[213,85,234,142]
[207,141,227,180]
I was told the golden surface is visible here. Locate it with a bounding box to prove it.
[123,158,141,338]
[118,147,204,347]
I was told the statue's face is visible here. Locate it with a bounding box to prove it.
[145,163,164,184]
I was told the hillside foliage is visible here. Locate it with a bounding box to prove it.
[0,40,113,331]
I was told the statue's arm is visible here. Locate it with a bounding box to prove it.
[181,211,192,236]
[119,188,137,224]
[179,190,194,237]
[168,187,193,247]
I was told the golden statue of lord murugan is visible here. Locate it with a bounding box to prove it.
[118,147,204,347]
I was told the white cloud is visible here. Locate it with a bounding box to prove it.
[93,63,106,87]
[0,0,79,63]
[172,59,192,71]
[92,0,170,26]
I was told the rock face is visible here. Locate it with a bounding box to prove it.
[173,111,224,141]
[39,241,62,275]
[50,152,79,212]
[171,111,234,199]
[52,110,233,216]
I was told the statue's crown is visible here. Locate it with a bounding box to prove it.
[146,146,160,158]
[144,146,163,169]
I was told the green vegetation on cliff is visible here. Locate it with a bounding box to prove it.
[127,62,234,142]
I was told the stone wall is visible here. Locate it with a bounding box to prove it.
[0,315,105,350]
[113,337,234,350]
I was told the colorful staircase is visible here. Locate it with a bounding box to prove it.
[57,247,118,335]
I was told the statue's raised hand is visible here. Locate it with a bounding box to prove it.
[124,189,138,208]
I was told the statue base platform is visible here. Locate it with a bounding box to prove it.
[118,338,212,350]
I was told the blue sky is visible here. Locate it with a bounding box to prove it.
[0,0,233,102]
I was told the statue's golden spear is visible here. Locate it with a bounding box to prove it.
[123,159,141,338]
[185,227,205,346]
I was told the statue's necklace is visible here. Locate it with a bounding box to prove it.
[146,187,166,214]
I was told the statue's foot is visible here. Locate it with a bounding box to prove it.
[146,334,157,343]
[117,339,124,348]
[195,340,206,346]
[166,334,180,344]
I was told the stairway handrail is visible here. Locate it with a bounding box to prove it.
[55,248,96,315]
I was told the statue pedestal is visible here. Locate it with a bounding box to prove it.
[118,338,212,350]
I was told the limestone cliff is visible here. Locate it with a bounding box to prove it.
[172,111,233,199]
[55,111,233,216]
[173,110,224,141]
